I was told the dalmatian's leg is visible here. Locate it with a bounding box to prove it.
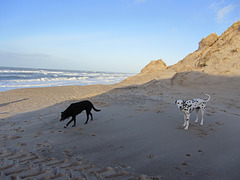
[200,108,204,125]
[183,113,187,127]
[195,108,199,123]
[184,113,190,130]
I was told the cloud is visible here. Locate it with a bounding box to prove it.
[209,1,238,23]
[216,4,236,22]
[208,0,224,11]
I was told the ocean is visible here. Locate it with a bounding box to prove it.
[0,67,134,92]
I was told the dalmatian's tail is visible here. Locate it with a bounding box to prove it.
[205,94,211,102]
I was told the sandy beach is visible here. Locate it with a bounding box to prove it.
[1,71,240,180]
[1,21,240,180]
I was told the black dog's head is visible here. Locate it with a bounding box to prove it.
[60,111,70,121]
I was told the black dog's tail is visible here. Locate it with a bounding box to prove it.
[92,105,101,112]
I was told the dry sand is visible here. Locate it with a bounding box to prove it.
[1,72,240,180]
[2,21,240,179]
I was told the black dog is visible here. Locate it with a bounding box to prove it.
[60,100,101,128]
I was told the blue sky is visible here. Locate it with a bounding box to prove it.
[0,0,239,73]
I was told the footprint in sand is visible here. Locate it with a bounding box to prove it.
[14,127,26,132]
[216,122,224,126]
[119,145,125,149]
[17,142,27,146]
[36,142,51,148]
[34,131,43,137]
[63,150,74,158]
[3,135,22,140]
[179,162,193,176]
[147,154,154,159]
[24,120,32,124]
[185,171,192,175]
[10,123,17,127]
[174,166,182,171]
[181,162,188,166]
[35,141,52,153]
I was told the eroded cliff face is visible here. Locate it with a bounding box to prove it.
[120,21,240,86]
[170,21,240,75]
[119,59,175,85]
[198,33,219,51]
[140,59,167,74]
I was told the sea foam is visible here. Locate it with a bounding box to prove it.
[0,67,133,92]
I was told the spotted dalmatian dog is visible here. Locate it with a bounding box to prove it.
[175,94,210,130]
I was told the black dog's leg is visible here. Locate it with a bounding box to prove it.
[84,111,90,124]
[65,116,76,128]
[72,116,76,127]
[65,118,73,128]
[89,111,93,121]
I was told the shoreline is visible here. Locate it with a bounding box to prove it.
[0,66,135,93]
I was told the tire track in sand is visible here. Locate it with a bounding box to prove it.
[0,148,159,180]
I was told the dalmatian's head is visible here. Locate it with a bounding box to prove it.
[175,99,184,110]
